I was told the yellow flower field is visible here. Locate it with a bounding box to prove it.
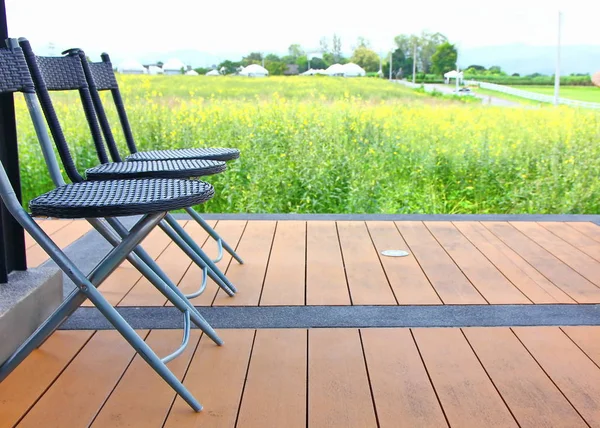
[15,76,600,214]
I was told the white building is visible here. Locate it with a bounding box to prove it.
[301,68,326,76]
[324,63,345,76]
[239,64,269,77]
[185,69,199,76]
[117,59,146,74]
[206,69,221,76]
[147,65,164,75]
[162,58,187,75]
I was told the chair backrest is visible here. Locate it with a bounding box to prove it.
[0,44,37,204]
[18,38,111,183]
[84,53,139,155]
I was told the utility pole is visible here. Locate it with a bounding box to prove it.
[389,51,392,80]
[412,43,417,84]
[554,10,562,106]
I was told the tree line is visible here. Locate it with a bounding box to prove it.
[195,32,459,77]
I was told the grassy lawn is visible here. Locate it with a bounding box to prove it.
[16,76,600,214]
[511,85,600,103]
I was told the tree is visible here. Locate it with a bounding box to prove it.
[242,52,263,66]
[309,57,327,70]
[332,34,343,62]
[218,59,242,75]
[488,65,505,75]
[431,42,457,75]
[288,44,304,60]
[350,46,380,72]
[382,48,413,79]
[394,31,448,73]
[319,37,329,55]
[467,64,486,72]
[354,36,371,50]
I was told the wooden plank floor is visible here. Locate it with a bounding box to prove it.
[2,326,600,428]
[29,219,600,306]
[4,219,600,427]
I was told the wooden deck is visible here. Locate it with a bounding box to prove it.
[3,219,600,427]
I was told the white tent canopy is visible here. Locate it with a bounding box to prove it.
[324,63,344,76]
[341,63,366,77]
[185,70,199,76]
[239,64,269,77]
[444,70,464,83]
[117,59,146,74]
[163,58,186,74]
[301,68,326,76]
[206,69,221,76]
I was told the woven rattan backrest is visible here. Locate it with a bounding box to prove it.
[19,38,111,183]
[0,45,35,94]
[85,53,139,154]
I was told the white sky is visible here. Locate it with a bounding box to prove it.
[6,0,599,58]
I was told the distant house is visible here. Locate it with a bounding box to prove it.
[206,69,221,76]
[162,58,187,75]
[284,64,299,75]
[146,65,164,75]
[117,59,146,74]
[185,69,199,76]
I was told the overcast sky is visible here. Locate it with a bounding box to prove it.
[6,0,599,58]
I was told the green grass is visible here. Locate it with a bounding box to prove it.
[15,76,600,214]
[511,85,600,103]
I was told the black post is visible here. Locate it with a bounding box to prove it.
[0,0,27,283]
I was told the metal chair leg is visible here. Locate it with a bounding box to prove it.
[87,218,222,345]
[184,207,243,264]
[164,214,238,293]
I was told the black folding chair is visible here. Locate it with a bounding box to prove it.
[0,41,216,411]
[83,51,243,264]
[18,38,237,296]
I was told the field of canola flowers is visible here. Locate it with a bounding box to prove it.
[15,75,600,214]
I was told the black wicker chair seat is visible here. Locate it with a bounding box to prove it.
[29,178,214,219]
[126,148,240,162]
[85,159,226,181]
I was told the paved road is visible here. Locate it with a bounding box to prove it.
[425,84,522,107]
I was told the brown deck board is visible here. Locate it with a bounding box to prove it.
[213,221,276,306]
[541,222,600,263]
[26,220,92,268]
[514,327,600,427]
[0,331,93,428]
[361,328,448,428]
[561,326,600,367]
[91,330,201,428]
[17,330,148,428]
[367,222,441,305]
[308,329,378,428]
[82,266,143,307]
[260,221,306,306]
[181,220,247,307]
[464,328,587,428]
[426,222,530,304]
[236,330,306,428]
[396,221,486,304]
[512,222,600,288]
[568,222,600,244]
[485,222,600,303]
[164,329,255,428]
[454,222,573,304]
[413,328,518,427]
[306,221,350,305]
[27,219,72,248]
[337,221,396,305]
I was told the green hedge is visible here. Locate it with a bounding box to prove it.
[463,75,593,86]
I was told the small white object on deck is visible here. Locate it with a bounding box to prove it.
[381,250,410,257]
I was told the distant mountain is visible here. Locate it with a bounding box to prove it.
[460,44,600,75]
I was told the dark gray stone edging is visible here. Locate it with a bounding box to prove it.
[171,213,600,224]
[60,304,600,330]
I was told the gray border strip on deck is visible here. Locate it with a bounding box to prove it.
[171,213,600,224]
[60,304,600,330]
